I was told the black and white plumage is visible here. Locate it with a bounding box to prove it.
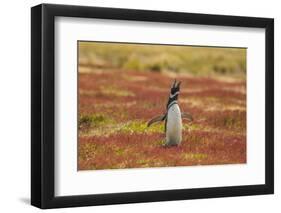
[147,80,193,146]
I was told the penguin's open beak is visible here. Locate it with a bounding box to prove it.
[172,79,177,88]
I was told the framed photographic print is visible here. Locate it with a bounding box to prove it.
[31,3,274,209]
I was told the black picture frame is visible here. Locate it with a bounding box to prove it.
[31,3,274,209]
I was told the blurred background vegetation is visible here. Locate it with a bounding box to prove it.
[79,41,246,78]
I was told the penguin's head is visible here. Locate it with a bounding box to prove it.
[170,79,181,96]
[166,79,181,109]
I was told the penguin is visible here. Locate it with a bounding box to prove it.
[147,80,193,146]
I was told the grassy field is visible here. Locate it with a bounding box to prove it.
[79,42,246,77]
[78,42,246,170]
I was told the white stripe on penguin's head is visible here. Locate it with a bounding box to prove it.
[170,91,179,98]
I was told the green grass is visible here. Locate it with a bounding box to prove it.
[182,153,208,160]
[79,114,113,130]
[119,120,164,134]
[79,41,246,78]
[79,116,165,136]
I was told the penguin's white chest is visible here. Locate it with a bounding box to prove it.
[166,104,182,146]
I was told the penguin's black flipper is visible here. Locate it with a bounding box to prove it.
[164,118,167,133]
[147,114,166,127]
[181,112,193,122]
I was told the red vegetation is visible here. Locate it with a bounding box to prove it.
[78,70,246,170]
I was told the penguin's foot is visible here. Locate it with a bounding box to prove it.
[162,143,179,148]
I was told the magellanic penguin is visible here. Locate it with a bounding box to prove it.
[147,80,193,146]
